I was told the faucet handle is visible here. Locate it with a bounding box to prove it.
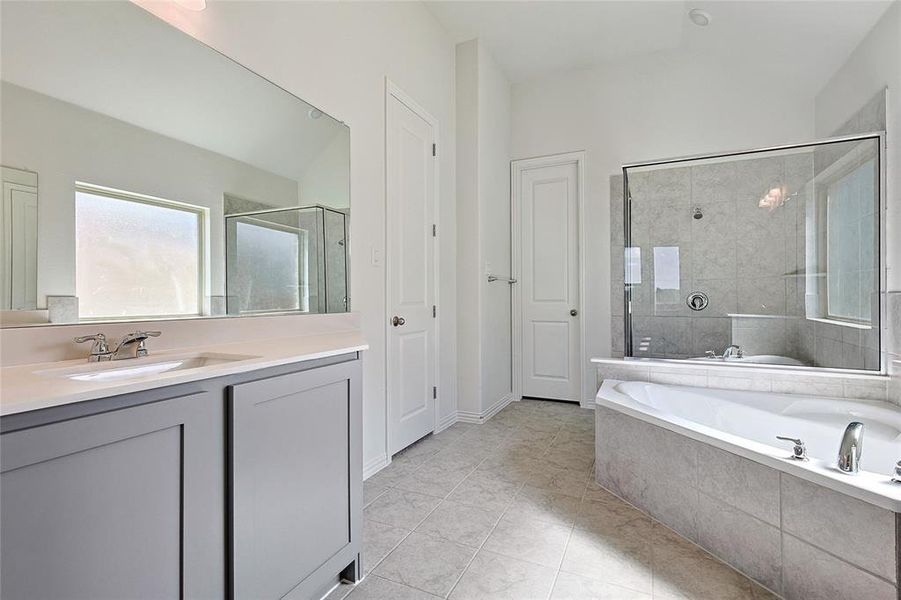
[892,461,901,483]
[132,331,161,357]
[127,330,161,339]
[74,333,106,344]
[74,333,110,362]
[74,333,109,352]
[776,436,808,460]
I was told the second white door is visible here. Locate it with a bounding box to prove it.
[514,156,581,402]
[386,88,437,455]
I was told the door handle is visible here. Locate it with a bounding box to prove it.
[392,316,406,327]
[570,309,578,317]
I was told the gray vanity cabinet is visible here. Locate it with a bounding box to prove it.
[0,353,363,600]
[229,359,362,600]
[0,388,224,600]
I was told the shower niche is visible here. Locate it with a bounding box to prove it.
[618,133,883,371]
[225,206,349,315]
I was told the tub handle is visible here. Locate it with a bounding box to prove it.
[891,461,901,483]
[776,436,808,461]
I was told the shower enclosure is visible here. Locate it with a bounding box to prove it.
[225,206,348,315]
[618,133,883,371]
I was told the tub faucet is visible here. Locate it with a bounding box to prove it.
[776,436,807,460]
[722,345,743,359]
[837,422,864,474]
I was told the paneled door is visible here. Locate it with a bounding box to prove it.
[513,154,582,402]
[386,84,437,455]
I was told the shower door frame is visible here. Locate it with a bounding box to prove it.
[621,131,887,374]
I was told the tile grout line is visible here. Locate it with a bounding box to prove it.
[442,452,533,598]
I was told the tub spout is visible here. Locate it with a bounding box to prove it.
[837,422,864,474]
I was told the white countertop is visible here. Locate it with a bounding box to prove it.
[0,331,367,416]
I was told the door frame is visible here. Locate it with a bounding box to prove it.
[511,151,587,404]
[384,78,441,457]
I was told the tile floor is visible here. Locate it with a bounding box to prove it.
[328,399,778,600]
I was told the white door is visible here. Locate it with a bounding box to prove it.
[1,167,38,310]
[514,157,581,402]
[386,89,436,455]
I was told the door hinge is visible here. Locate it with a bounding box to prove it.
[432,143,437,157]
[432,305,436,318]
[432,224,437,237]
[433,386,437,399]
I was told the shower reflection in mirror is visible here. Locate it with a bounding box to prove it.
[225,206,348,316]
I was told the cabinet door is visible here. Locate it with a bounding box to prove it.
[1,389,223,600]
[230,360,361,600]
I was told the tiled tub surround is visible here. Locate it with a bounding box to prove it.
[332,399,776,600]
[595,382,901,599]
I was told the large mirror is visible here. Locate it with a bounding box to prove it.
[0,1,350,326]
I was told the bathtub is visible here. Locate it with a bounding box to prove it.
[597,379,901,510]
[595,380,901,599]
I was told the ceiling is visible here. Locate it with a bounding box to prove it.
[0,1,346,183]
[425,0,895,93]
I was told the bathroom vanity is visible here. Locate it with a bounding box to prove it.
[0,334,365,600]
[0,2,364,597]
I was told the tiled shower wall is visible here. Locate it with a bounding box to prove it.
[611,89,888,371]
[610,152,812,361]
[793,90,887,369]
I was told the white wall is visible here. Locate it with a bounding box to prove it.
[455,40,481,418]
[0,82,299,308]
[815,1,900,291]
[511,51,815,399]
[455,39,512,418]
[477,43,513,412]
[138,1,457,474]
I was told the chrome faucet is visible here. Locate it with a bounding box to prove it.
[837,422,864,473]
[111,331,161,360]
[74,333,111,362]
[722,345,743,359]
[75,330,161,362]
[776,436,808,460]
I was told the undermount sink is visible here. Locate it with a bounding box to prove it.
[35,353,260,382]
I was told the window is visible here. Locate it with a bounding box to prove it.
[75,184,204,319]
[825,158,877,323]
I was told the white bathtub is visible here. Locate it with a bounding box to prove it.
[597,379,901,511]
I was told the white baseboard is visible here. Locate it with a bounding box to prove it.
[362,453,389,480]
[457,393,515,424]
[580,397,597,410]
[435,411,458,433]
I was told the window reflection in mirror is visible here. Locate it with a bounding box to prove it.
[75,185,204,320]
